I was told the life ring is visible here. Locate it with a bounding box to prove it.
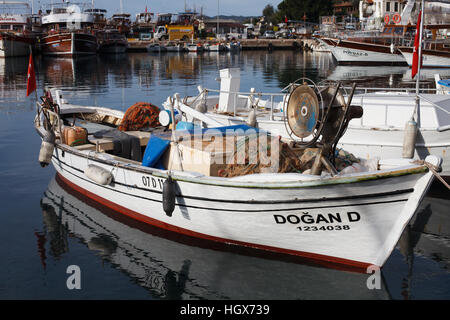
[384,14,390,25]
[393,13,401,24]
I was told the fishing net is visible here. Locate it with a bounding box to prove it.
[118,102,161,132]
[219,133,359,178]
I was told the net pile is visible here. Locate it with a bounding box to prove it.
[219,134,359,178]
[118,102,161,131]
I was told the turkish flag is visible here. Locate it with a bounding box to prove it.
[411,11,422,79]
[26,51,36,97]
[285,16,288,23]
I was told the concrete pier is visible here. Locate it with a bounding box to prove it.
[126,38,319,52]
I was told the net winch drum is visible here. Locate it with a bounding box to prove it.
[286,84,320,139]
[284,80,362,175]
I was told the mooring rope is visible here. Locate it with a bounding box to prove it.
[414,160,450,190]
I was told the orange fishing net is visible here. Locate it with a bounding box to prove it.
[118,102,161,131]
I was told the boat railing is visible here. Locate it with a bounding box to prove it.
[184,85,440,123]
[344,86,438,94]
[203,88,287,120]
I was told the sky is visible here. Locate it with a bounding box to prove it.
[36,0,282,17]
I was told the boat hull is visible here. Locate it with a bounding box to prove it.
[324,39,407,65]
[42,137,435,271]
[0,33,33,57]
[99,42,127,54]
[399,48,450,68]
[41,32,97,56]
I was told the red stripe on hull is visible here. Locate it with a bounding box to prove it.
[55,172,373,273]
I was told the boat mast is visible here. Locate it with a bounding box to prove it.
[217,0,219,38]
[414,0,425,127]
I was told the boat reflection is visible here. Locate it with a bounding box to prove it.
[38,175,392,300]
[0,56,33,111]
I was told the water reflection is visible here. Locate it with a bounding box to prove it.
[2,51,449,110]
[38,175,391,300]
[2,51,445,109]
[0,57,30,111]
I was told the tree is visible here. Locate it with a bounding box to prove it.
[276,0,333,23]
[263,4,275,18]
[262,4,278,26]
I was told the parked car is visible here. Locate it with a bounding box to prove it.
[275,30,296,39]
[263,30,275,39]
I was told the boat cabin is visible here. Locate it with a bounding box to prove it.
[41,6,95,32]
[0,14,31,33]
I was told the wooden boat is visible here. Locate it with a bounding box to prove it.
[107,13,132,37]
[97,29,128,54]
[321,38,407,66]
[399,41,450,68]
[34,87,441,272]
[40,4,98,56]
[0,1,35,57]
[164,68,450,179]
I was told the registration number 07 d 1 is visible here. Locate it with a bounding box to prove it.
[142,176,164,190]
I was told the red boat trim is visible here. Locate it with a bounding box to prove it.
[56,172,374,273]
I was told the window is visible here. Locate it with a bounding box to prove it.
[394,2,398,12]
[0,24,10,30]
[386,2,391,12]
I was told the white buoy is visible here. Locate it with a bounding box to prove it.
[38,130,56,167]
[159,109,181,127]
[402,119,418,159]
[195,101,207,113]
[247,108,257,127]
[84,165,113,185]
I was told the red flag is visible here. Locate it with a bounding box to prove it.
[411,11,422,79]
[26,51,36,97]
[285,16,288,23]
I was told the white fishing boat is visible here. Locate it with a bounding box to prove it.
[208,43,226,52]
[164,68,450,179]
[34,86,441,271]
[185,43,203,53]
[165,42,184,52]
[147,43,166,53]
[39,175,391,298]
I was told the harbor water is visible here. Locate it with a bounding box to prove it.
[0,50,449,299]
